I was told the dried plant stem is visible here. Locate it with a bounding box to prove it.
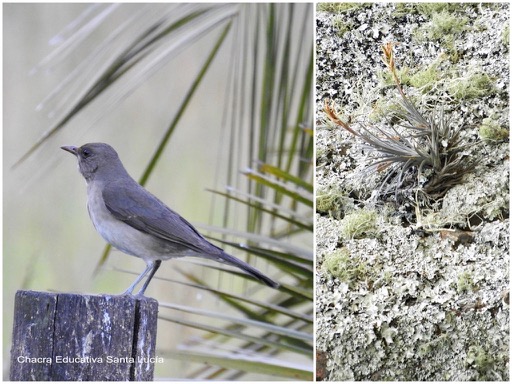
[382,42,405,99]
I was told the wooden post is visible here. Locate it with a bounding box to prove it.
[10,290,158,381]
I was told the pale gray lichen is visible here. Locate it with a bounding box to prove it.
[317,220,509,380]
[316,2,509,381]
[439,161,509,226]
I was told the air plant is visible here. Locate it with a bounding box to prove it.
[325,42,474,201]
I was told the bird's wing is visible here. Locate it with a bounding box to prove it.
[102,180,221,255]
[102,180,279,288]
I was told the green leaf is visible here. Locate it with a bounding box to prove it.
[158,314,309,355]
[259,163,314,193]
[165,350,313,380]
[243,168,314,207]
[159,302,312,342]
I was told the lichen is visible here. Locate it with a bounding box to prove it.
[322,247,368,288]
[479,117,509,141]
[413,9,470,61]
[448,72,495,100]
[440,164,509,225]
[339,209,377,240]
[467,345,495,379]
[332,15,350,37]
[316,186,349,219]
[413,11,466,42]
[456,271,477,293]
[316,146,326,161]
[316,2,509,381]
[416,3,471,17]
[316,3,371,14]
[502,23,509,47]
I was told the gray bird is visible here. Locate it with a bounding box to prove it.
[61,142,279,295]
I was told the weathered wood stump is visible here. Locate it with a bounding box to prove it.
[10,290,158,381]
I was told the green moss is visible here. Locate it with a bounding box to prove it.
[316,147,326,160]
[456,271,476,293]
[317,3,371,14]
[502,23,509,47]
[446,46,462,63]
[378,67,412,87]
[416,3,468,17]
[395,3,472,18]
[479,118,509,141]
[339,209,377,240]
[323,248,367,287]
[413,9,468,59]
[467,346,494,376]
[332,15,350,37]
[323,248,349,278]
[392,3,417,17]
[378,49,441,94]
[408,63,441,92]
[448,72,495,100]
[316,187,347,218]
[429,10,468,39]
[369,98,404,123]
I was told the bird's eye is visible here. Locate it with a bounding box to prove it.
[82,148,91,158]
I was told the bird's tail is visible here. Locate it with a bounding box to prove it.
[219,251,280,289]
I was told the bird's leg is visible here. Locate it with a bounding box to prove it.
[136,260,162,296]
[123,262,155,295]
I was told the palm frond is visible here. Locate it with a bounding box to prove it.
[164,350,312,380]
[15,4,239,168]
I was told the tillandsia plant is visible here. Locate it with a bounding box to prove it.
[325,42,475,202]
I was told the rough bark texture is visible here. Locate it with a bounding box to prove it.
[10,290,158,381]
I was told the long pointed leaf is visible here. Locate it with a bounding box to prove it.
[158,314,309,355]
[165,350,313,380]
[159,302,312,342]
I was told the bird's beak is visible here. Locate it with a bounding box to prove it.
[61,145,78,156]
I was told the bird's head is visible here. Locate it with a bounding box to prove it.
[61,142,124,182]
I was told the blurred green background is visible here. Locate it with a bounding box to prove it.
[4,3,313,380]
